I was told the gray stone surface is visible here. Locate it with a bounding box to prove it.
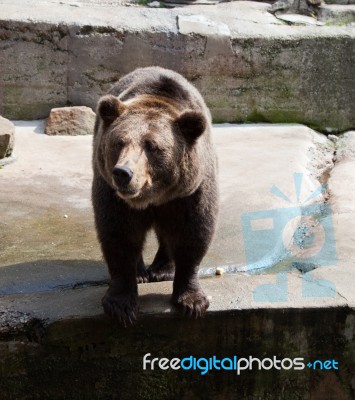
[0,1,354,131]
[45,106,96,135]
[1,121,353,309]
[318,4,355,24]
[0,116,15,159]
[0,122,335,275]
[177,14,231,36]
[270,0,317,14]
[0,120,97,269]
[314,131,355,307]
[325,0,355,5]
[275,13,324,25]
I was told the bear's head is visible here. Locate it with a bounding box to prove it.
[94,94,208,209]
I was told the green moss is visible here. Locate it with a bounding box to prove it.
[135,0,150,5]
[79,25,94,35]
[246,109,271,123]
[242,108,341,134]
[133,0,165,7]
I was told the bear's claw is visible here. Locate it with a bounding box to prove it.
[102,289,138,327]
[136,265,149,284]
[172,289,210,318]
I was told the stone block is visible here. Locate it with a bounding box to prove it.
[0,116,15,159]
[45,106,96,136]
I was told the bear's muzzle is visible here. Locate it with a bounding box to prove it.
[113,165,133,186]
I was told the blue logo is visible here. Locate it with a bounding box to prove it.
[241,173,337,302]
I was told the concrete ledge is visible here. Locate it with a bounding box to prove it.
[1,273,354,399]
[0,290,354,399]
[0,1,354,131]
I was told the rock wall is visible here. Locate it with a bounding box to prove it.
[0,3,354,131]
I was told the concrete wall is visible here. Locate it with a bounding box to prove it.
[0,306,354,399]
[0,3,354,131]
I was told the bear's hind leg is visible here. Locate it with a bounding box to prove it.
[147,242,175,282]
[136,255,149,284]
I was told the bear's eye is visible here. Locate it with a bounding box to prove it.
[144,141,160,154]
[115,139,125,151]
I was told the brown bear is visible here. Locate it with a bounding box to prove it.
[92,66,219,326]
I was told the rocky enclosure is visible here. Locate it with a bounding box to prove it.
[0,1,354,131]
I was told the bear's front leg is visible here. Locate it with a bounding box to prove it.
[164,186,218,318]
[92,175,147,326]
[100,238,142,326]
[171,250,210,318]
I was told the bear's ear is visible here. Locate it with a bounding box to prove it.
[97,95,126,125]
[175,111,207,144]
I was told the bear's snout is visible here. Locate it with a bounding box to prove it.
[112,165,133,187]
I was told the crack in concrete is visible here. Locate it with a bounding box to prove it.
[294,271,349,304]
[53,279,109,291]
[336,290,349,304]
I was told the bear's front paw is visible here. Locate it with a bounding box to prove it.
[172,289,210,318]
[102,288,138,327]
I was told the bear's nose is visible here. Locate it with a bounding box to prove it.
[112,165,133,185]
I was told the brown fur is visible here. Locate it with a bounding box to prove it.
[92,67,219,325]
